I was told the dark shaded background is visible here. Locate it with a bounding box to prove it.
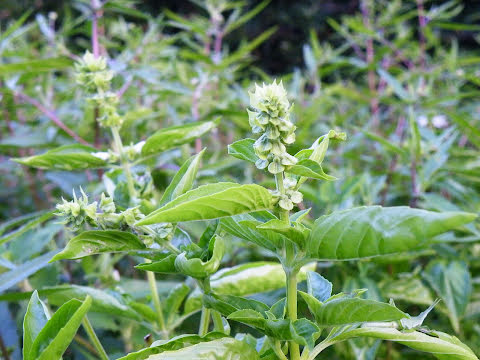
[2,0,480,74]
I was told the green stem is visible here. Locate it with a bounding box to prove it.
[275,173,290,223]
[306,340,336,360]
[286,267,301,360]
[212,310,224,333]
[145,259,167,338]
[272,339,288,360]
[111,126,136,205]
[199,307,211,336]
[82,316,109,360]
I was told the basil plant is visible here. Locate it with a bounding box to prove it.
[17,55,478,360]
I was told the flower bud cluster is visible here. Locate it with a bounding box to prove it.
[55,189,98,229]
[56,190,143,232]
[272,176,303,211]
[75,51,122,128]
[248,80,297,174]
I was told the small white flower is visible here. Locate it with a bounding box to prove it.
[432,115,448,128]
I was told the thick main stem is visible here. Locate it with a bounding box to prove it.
[286,267,301,360]
[82,316,109,360]
[199,307,211,336]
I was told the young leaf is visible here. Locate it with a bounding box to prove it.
[160,149,205,206]
[174,236,225,278]
[307,271,332,302]
[0,210,54,245]
[23,291,50,360]
[287,159,337,181]
[13,145,107,170]
[307,206,477,260]
[50,230,146,261]
[141,120,218,156]
[228,138,259,164]
[28,296,92,360]
[256,219,311,248]
[137,183,273,225]
[400,299,441,330]
[423,261,472,333]
[135,254,177,273]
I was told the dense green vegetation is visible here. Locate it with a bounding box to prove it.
[1,1,480,359]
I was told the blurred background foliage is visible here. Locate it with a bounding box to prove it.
[1,0,480,359]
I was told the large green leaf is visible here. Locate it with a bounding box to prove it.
[23,291,50,360]
[185,262,315,313]
[331,326,478,360]
[51,230,146,261]
[160,149,205,206]
[137,183,273,225]
[300,292,408,326]
[141,120,218,156]
[145,337,259,359]
[13,145,107,170]
[307,206,476,260]
[28,296,92,360]
[423,261,472,333]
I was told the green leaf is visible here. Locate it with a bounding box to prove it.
[117,333,227,360]
[307,271,332,302]
[377,69,412,101]
[0,57,73,75]
[362,130,407,156]
[307,206,477,260]
[160,149,205,206]
[256,219,311,248]
[228,309,267,329]
[221,214,282,252]
[301,293,408,326]
[228,138,259,163]
[135,254,178,274]
[287,159,337,181]
[137,183,273,225]
[164,284,190,324]
[174,236,225,278]
[423,261,472,333]
[184,262,315,313]
[23,291,50,360]
[28,296,92,360]
[381,276,434,307]
[0,251,58,293]
[204,293,269,317]
[141,120,218,156]
[13,145,107,170]
[43,285,141,320]
[0,210,54,246]
[144,337,259,359]
[51,230,146,261]
[331,327,479,360]
[224,0,271,34]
